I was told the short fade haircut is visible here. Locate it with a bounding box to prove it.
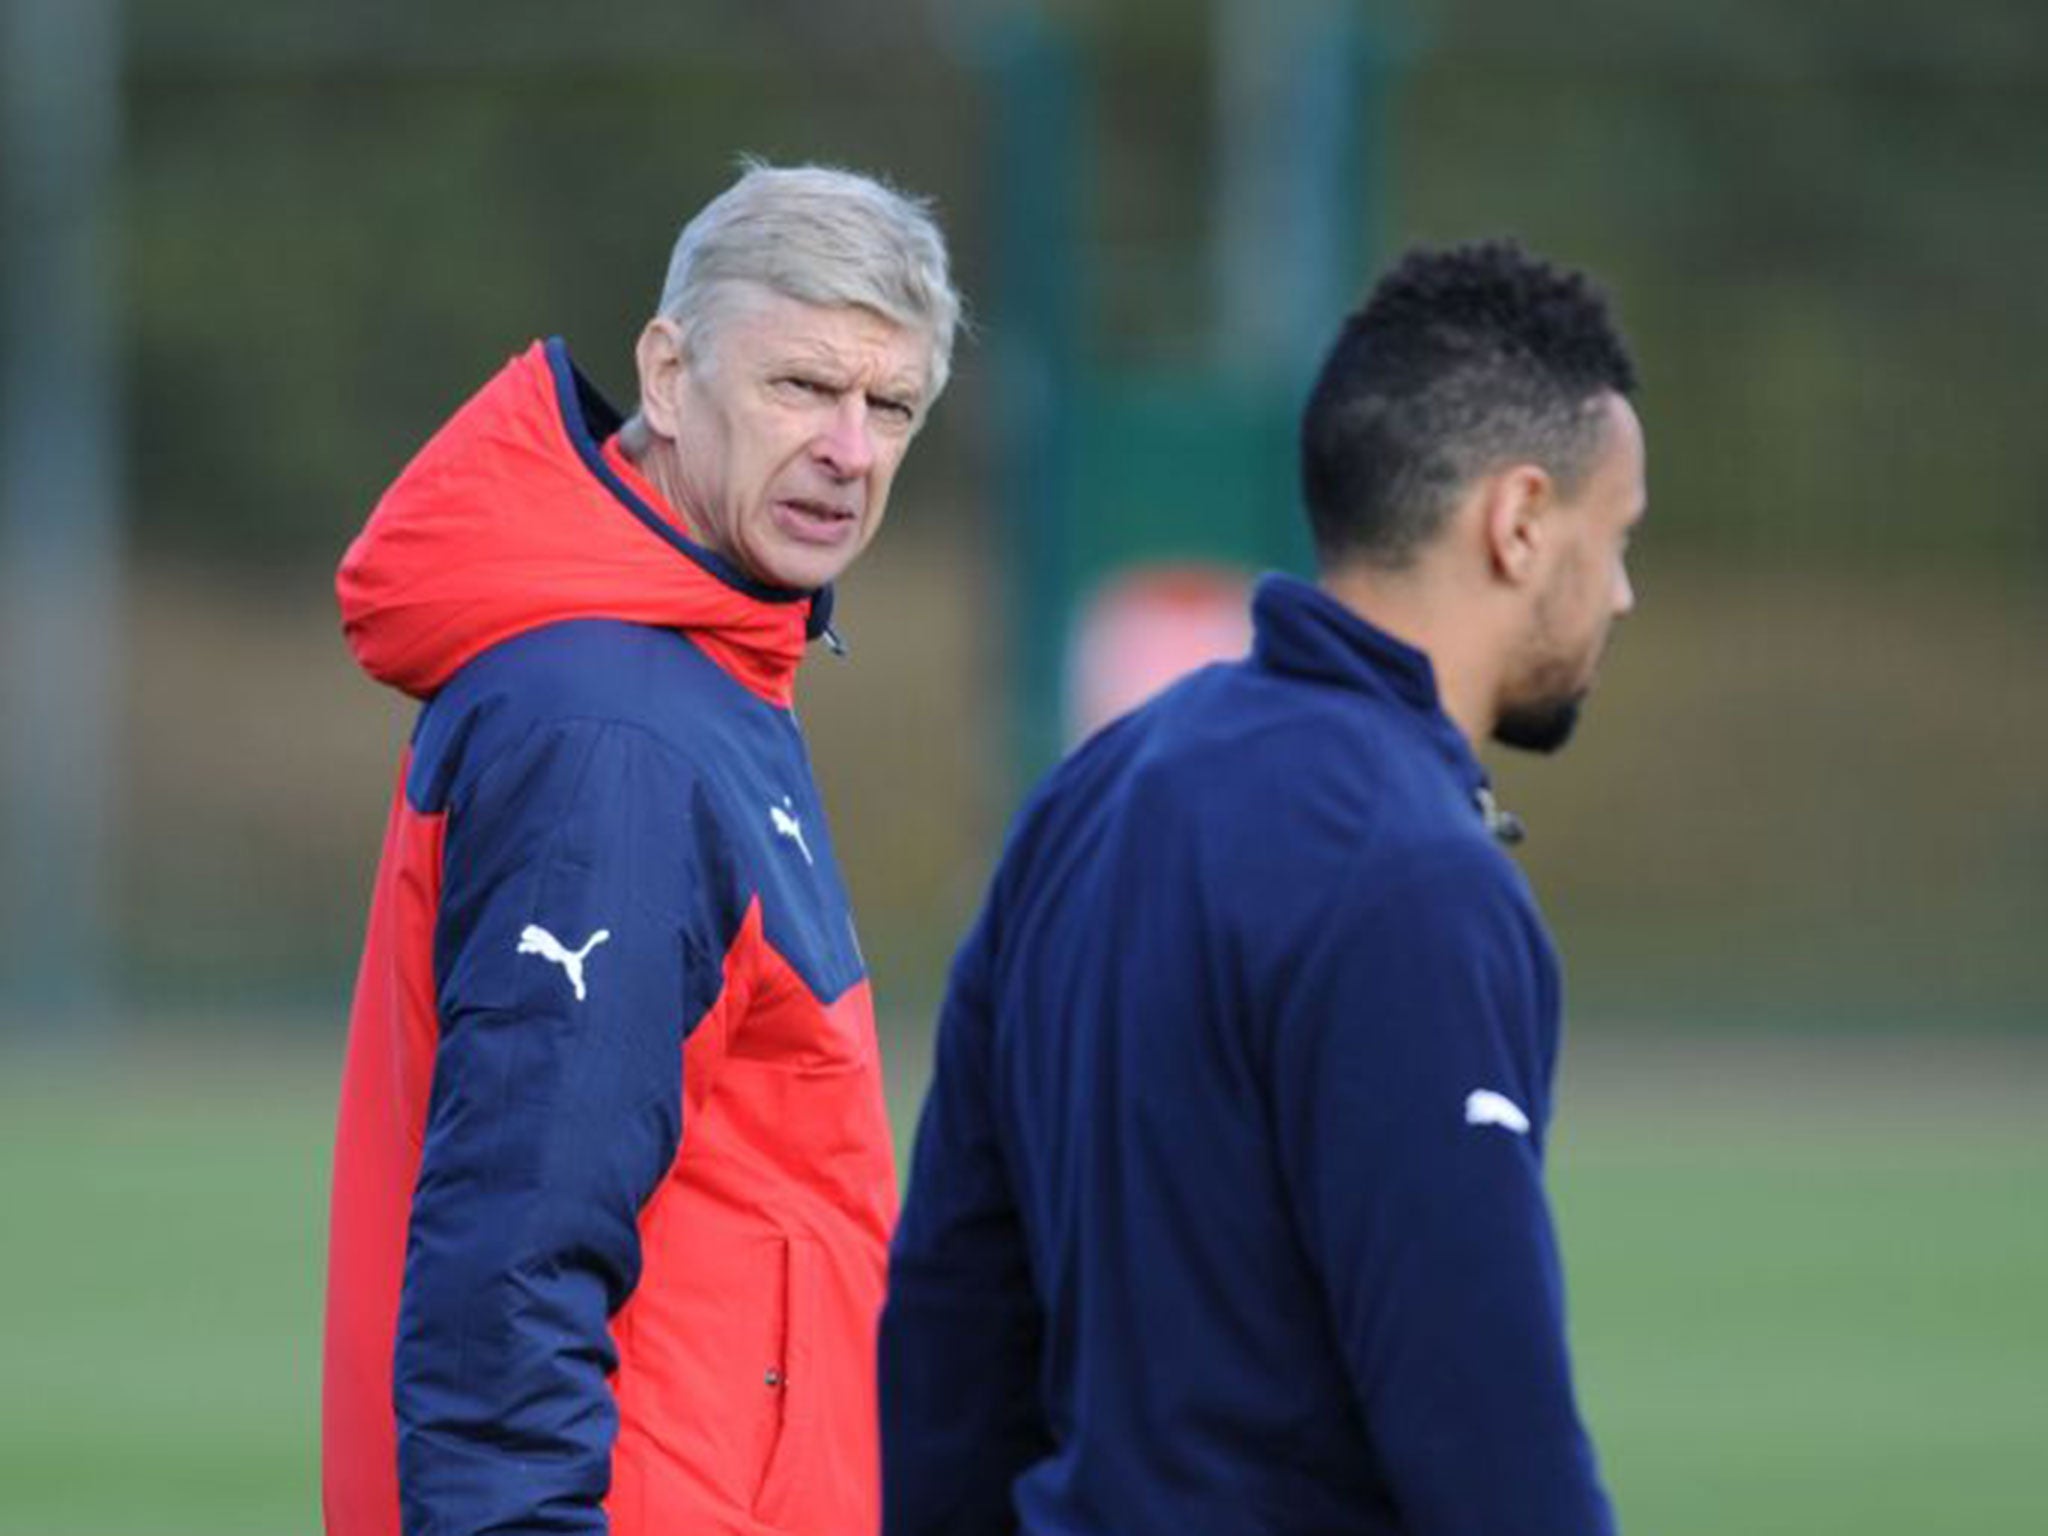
[1300,239,1636,570]
[657,158,960,405]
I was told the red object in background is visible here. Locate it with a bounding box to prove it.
[1066,563,1255,744]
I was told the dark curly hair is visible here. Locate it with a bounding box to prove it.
[1300,239,1637,569]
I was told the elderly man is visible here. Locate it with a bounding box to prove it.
[883,240,1643,1535]
[323,162,958,1536]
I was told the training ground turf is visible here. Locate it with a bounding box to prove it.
[2,1029,2041,1535]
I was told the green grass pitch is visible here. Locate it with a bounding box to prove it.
[1,1031,2041,1534]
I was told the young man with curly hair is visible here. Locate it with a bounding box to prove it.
[883,240,1645,1536]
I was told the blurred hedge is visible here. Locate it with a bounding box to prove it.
[56,0,2048,1027]
[117,0,2048,570]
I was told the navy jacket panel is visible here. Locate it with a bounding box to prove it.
[413,616,864,1004]
[393,618,864,1534]
[883,575,1613,1536]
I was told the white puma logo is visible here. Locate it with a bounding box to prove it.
[1463,1089,1531,1135]
[516,924,611,1002]
[770,796,813,866]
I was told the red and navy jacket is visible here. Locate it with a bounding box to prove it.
[322,340,897,1536]
[882,576,1614,1536]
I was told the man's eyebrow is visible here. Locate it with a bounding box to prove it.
[766,343,849,377]
[763,337,927,402]
[870,374,927,405]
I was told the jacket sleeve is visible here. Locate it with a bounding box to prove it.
[395,718,728,1535]
[1269,844,1615,1536]
[880,900,1051,1536]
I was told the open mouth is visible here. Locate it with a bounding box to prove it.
[777,498,859,541]
[784,498,854,522]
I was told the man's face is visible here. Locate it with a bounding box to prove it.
[640,286,932,591]
[1495,393,1647,754]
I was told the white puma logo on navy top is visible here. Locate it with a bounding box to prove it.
[517,924,611,1002]
[1463,1089,1532,1135]
[770,796,814,866]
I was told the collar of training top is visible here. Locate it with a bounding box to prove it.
[1249,572,1490,799]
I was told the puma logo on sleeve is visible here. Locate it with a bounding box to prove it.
[770,796,814,866]
[517,924,612,1002]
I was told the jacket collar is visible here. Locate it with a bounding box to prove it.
[549,340,838,644]
[1249,572,1491,800]
[337,338,832,708]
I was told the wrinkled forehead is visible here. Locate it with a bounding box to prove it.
[700,281,935,395]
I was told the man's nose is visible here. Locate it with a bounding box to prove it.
[814,396,877,479]
[1614,565,1636,617]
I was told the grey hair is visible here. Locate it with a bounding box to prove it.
[655,158,959,404]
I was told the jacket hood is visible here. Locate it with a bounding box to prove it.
[337,338,831,707]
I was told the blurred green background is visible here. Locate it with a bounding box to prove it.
[2,0,2043,1531]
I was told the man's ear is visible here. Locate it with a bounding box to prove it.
[1479,464,1553,587]
[635,317,688,439]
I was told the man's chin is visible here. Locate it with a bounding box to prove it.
[1493,694,1585,755]
[746,528,875,594]
[741,546,856,594]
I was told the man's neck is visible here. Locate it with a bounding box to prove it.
[609,431,701,542]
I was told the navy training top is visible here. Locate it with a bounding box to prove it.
[882,573,1615,1536]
